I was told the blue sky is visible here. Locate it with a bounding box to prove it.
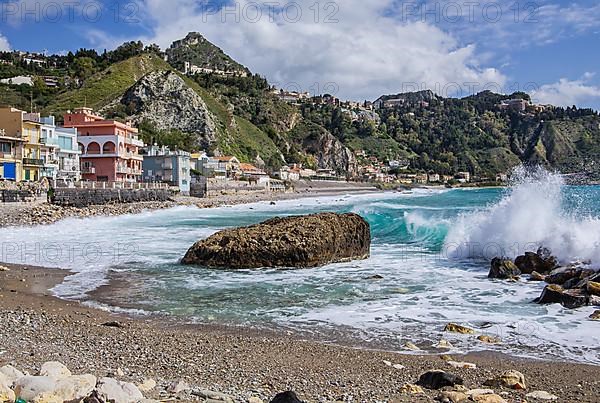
[1,0,599,108]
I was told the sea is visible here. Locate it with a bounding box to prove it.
[1,167,599,364]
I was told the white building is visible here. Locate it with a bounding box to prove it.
[39,116,81,182]
[0,76,33,86]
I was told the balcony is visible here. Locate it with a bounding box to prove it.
[125,136,144,147]
[22,158,44,166]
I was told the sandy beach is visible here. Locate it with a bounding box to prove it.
[1,263,599,402]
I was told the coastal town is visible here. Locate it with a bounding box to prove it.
[0,100,504,200]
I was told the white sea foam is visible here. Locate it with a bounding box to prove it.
[445,166,600,266]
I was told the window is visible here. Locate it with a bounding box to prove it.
[0,142,11,153]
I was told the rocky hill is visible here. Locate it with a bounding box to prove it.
[166,32,249,75]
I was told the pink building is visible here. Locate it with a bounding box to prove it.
[63,108,144,182]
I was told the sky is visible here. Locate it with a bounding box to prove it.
[0,0,599,109]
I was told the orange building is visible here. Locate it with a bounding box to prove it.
[63,108,144,182]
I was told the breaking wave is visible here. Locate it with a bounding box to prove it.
[445,166,600,267]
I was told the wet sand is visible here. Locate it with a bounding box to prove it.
[1,263,598,402]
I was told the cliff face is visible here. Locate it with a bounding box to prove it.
[291,122,358,176]
[117,70,218,148]
[308,130,358,176]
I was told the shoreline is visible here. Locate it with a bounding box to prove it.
[0,181,382,228]
[1,263,598,402]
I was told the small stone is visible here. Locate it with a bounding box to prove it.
[416,370,463,390]
[115,368,125,377]
[438,390,468,402]
[0,265,10,271]
[444,323,475,334]
[589,310,600,320]
[484,370,526,390]
[270,391,303,403]
[447,361,476,369]
[399,383,424,394]
[529,271,546,281]
[137,378,157,392]
[404,342,421,351]
[467,389,496,398]
[435,339,454,349]
[102,321,125,328]
[477,335,501,344]
[526,390,559,400]
[473,394,507,403]
[167,380,189,394]
[249,397,264,403]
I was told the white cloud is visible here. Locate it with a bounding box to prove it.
[0,33,10,51]
[94,0,506,101]
[530,73,600,107]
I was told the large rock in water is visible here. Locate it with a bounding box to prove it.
[182,213,371,269]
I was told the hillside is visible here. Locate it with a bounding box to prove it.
[2,34,599,179]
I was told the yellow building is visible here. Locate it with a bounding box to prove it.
[0,107,44,181]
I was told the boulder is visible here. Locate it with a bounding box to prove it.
[560,289,590,309]
[515,251,557,274]
[182,213,371,269]
[484,370,526,389]
[545,267,582,285]
[270,391,304,403]
[488,258,520,279]
[536,285,564,304]
[589,310,600,320]
[587,281,600,296]
[0,375,15,403]
[536,285,590,308]
[416,370,463,390]
[96,377,144,403]
[13,374,96,403]
[13,376,57,402]
[39,361,71,378]
[0,365,25,385]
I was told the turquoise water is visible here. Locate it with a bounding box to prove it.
[1,170,599,363]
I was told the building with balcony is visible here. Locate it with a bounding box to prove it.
[40,116,81,182]
[0,107,47,181]
[142,145,191,194]
[63,107,144,182]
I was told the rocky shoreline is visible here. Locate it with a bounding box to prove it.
[1,264,599,402]
[488,248,600,319]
